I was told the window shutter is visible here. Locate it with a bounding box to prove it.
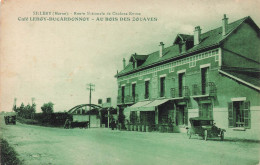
[228,102,234,128]
[136,83,141,100]
[244,101,251,129]
[140,82,144,100]
[199,103,203,117]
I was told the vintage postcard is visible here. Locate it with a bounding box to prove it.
[0,0,259,164]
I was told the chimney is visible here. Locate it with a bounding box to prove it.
[159,42,164,57]
[123,58,126,69]
[222,14,228,36]
[194,26,201,45]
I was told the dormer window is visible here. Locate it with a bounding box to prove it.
[129,53,148,69]
[173,34,194,53]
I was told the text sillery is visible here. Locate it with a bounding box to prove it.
[17,11,158,22]
[18,17,158,22]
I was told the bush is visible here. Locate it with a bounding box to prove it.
[14,103,36,119]
[0,138,22,165]
[17,117,39,125]
[34,112,72,127]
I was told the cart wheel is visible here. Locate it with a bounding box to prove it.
[187,129,192,139]
[204,130,208,141]
[220,131,224,141]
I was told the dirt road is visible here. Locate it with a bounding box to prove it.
[1,119,259,165]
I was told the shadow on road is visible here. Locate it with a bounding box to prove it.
[206,138,260,144]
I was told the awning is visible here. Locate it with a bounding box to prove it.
[125,99,170,112]
[142,99,170,111]
[124,100,153,112]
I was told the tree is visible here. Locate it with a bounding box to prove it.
[18,103,25,117]
[30,103,36,119]
[41,102,54,114]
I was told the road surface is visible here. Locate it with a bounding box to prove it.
[1,119,259,165]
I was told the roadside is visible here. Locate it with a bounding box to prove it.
[1,119,259,165]
[1,138,22,165]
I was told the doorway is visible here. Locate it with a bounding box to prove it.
[175,105,188,126]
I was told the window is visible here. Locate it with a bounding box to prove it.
[132,83,136,102]
[145,80,149,99]
[160,77,166,97]
[121,86,125,103]
[201,67,209,95]
[199,103,213,119]
[228,101,251,128]
[178,73,185,97]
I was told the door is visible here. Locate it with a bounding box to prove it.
[176,105,186,125]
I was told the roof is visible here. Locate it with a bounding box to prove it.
[117,16,256,77]
[219,69,260,90]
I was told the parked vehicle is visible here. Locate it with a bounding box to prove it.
[186,117,225,141]
[4,115,16,125]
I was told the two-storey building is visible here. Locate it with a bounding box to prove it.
[115,15,260,139]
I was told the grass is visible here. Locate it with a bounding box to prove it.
[0,138,22,165]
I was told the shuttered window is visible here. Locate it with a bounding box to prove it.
[160,77,166,97]
[228,101,251,129]
[145,81,149,99]
[132,83,136,101]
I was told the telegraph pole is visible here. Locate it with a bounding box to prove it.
[87,83,95,128]
[12,98,17,112]
[32,97,35,105]
[31,97,35,119]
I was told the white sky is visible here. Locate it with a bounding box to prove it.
[0,0,259,112]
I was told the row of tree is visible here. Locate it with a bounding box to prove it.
[13,102,54,119]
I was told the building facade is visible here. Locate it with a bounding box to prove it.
[115,15,260,139]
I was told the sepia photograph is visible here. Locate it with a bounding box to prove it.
[0,0,260,164]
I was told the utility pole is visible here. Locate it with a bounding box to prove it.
[12,98,17,112]
[86,83,95,128]
[32,97,35,105]
[31,97,35,119]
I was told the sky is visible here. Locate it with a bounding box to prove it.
[0,0,260,112]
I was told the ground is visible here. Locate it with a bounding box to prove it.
[1,117,259,165]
